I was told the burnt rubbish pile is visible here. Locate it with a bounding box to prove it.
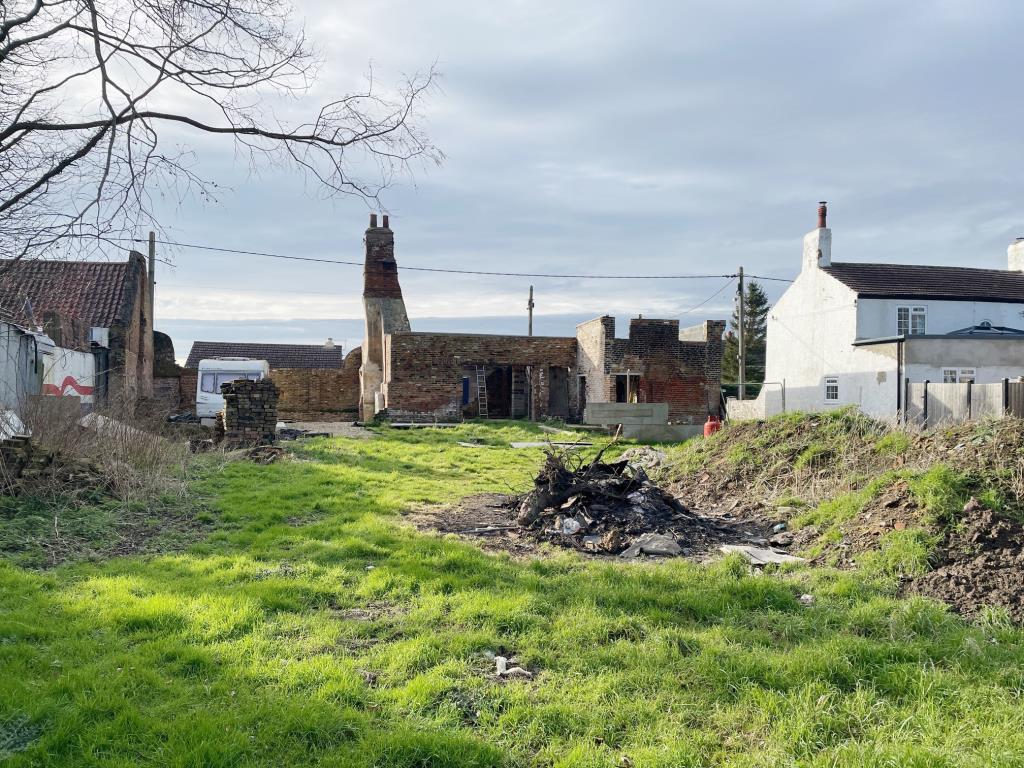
[514,448,702,557]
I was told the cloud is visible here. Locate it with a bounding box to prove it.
[149,0,1024,359]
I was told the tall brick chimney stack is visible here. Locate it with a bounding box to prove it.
[360,213,410,420]
[363,212,404,300]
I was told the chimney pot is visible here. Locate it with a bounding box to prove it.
[369,213,378,228]
[382,214,389,229]
[324,337,335,349]
[817,201,828,229]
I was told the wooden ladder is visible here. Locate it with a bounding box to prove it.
[475,366,489,419]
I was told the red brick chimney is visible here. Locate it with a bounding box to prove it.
[363,212,403,300]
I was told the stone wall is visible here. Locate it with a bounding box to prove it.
[383,332,578,421]
[272,348,361,419]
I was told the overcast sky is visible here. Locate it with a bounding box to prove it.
[152,0,1024,360]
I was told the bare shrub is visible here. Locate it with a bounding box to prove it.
[18,392,189,502]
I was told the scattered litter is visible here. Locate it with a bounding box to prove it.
[494,655,533,680]
[720,545,806,565]
[619,533,682,558]
[510,441,592,449]
[799,593,815,606]
[388,422,460,429]
[772,522,787,533]
[245,445,285,464]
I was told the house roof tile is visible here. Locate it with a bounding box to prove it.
[0,258,135,327]
[185,341,344,369]
[822,262,1024,303]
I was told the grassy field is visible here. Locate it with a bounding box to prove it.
[3,421,1024,766]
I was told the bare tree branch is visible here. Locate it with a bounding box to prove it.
[0,0,442,262]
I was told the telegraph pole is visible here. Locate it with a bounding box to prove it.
[737,266,746,401]
[527,285,535,336]
[148,231,156,351]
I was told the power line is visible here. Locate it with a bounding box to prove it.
[679,278,735,314]
[128,237,741,281]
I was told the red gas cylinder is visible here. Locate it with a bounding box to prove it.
[703,415,722,437]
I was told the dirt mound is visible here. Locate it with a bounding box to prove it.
[910,498,1024,623]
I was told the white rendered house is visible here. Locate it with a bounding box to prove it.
[731,203,1024,421]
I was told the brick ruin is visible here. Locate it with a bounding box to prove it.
[357,216,725,424]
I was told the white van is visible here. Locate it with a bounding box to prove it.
[196,358,270,425]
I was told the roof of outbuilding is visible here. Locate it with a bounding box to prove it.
[0,258,136,327]
[822,262,1024,303]
[185,341,345,369]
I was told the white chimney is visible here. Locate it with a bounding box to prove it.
[324,337,335,349]
[802,201,832,271]
[1008,237,1024,272]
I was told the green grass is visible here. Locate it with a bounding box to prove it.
[3,421,1024,766]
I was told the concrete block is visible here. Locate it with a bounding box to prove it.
[583,402,669,426]
[620,424,701,442]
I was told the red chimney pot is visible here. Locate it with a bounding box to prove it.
[817,201,828,229]
[382,214,389,228]
[369,213,378,228]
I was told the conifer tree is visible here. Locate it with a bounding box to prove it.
[722,280,770,387]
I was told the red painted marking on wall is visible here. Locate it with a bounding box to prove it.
[43,377,94,397]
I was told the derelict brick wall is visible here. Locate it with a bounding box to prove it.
[384,332,577,420]
[179,368,197,409]
[153,376,181,411]
[272,357,360,419]
[595,318,725,424]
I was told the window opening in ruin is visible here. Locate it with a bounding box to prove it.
[461,377,470,405]
[614,374,640,403]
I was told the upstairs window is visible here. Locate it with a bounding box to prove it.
[824,376,839,402]
[897,306,927,336]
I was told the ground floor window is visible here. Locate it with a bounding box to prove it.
[942,368,976,384]
[824,376,839,402]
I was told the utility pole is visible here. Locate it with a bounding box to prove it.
[737,266,746,401]
[527,285,535,337]
[148,230,156,351]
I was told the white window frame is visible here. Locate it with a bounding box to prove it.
[897,305,927,336]
[824,376,839,402]
[941,367,976,384]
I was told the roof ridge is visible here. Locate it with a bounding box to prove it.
[827,261,1015,274]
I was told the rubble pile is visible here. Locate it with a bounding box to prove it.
[0,435,105,494]
[219,379,280,447]
[513,448,698,556]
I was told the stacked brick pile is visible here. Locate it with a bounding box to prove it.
[220,379,279,446]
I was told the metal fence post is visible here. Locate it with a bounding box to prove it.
[966,380,973,421]
[1003,377,1010,417]
[922,379,929,429]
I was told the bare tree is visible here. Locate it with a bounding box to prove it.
[0,0,441,261]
